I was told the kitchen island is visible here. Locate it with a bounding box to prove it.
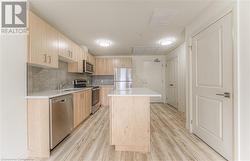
[108,88,161,153]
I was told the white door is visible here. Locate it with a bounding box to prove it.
[143,60,164,102]
[192,13,233,160]
[166,57,178,108]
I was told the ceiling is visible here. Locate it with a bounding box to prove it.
[29,0,214,56]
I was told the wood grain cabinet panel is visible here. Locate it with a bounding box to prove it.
[113,57,132,68]
[58,34,77,62]
[73,89,92,128]
[106,58,114,75]
[95,58,114,75]
[95,57,132,75]
[68,45,84,73]
[28,11,58,68]
[27,98,50,158]
[100,86,113,107]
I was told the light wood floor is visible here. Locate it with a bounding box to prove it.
[46,103,226,161]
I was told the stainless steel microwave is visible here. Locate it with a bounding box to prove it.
[83,60,94,74]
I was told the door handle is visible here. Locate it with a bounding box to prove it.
[216,92,230,98]
[169,84,174,86]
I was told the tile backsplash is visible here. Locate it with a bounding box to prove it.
[28,61,91,93]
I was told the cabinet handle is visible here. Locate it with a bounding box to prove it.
[43,54,47,63]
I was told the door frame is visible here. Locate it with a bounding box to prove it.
[186,6,238,160]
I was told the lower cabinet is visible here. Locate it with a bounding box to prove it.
[27,89,92,158]
[100,85,113,107]
[73,89,92,128]
[27,98,50,158]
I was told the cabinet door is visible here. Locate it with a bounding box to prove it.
[85,90,92,117]
[45,24,58,68]
[73,92,82,128]
[114,57,132,68]
[106,58,114,75]
[69,41,78,62]
[80,92,86,122]
[29,11,47,66]
[58,33,69,58]
[77,48,84,73]
[101,86,113,107]
[68,45,83,73]
[95,58,106,75]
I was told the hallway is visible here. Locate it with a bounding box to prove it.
[47,104,226,161]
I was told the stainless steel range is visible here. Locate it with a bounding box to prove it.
[91,86,101,113]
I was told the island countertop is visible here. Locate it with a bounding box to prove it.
[108,88,161,97]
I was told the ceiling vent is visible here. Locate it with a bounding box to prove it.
[150,9,178,26]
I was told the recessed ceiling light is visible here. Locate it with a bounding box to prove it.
[158,37,176,46]
[96,39,113,47]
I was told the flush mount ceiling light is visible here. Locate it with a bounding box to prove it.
[96,39,113,47]
[158,37,176,46]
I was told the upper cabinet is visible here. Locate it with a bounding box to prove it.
[68,45,84,73]
[113,57,132,68]
[86,52,95,65]
[28,11,95,70]
[95,57,132,75]
[28,11,58,68]
[95,58,114,75]
[58,34,77,62]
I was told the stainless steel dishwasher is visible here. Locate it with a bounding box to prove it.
[50,94,73,150]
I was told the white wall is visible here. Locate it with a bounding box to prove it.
[132,55,166,103]
[0,35,28,159]
[237,0,250,160]
[166,43,186,112]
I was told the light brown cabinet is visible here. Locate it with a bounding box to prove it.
[86,52,95,64]
[28,11,58,68]
[68,45,84,73]
[109,96,150,152]
[113,57,132,68]
[100,85,113,107]
[73,89,92,128]
[58,34,77,62]
[95,58,114,75]
[95,57,132,75]
[29,11,95,69]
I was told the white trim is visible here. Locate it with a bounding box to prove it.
[186,6,237,160]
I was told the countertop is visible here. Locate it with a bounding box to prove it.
[108,88,161,97]
[26,87,92,99]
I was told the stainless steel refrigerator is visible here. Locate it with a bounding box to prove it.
[114,68,132,90]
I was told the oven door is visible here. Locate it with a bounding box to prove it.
[92,88,100,106]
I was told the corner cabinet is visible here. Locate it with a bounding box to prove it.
[28,11,58,68]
